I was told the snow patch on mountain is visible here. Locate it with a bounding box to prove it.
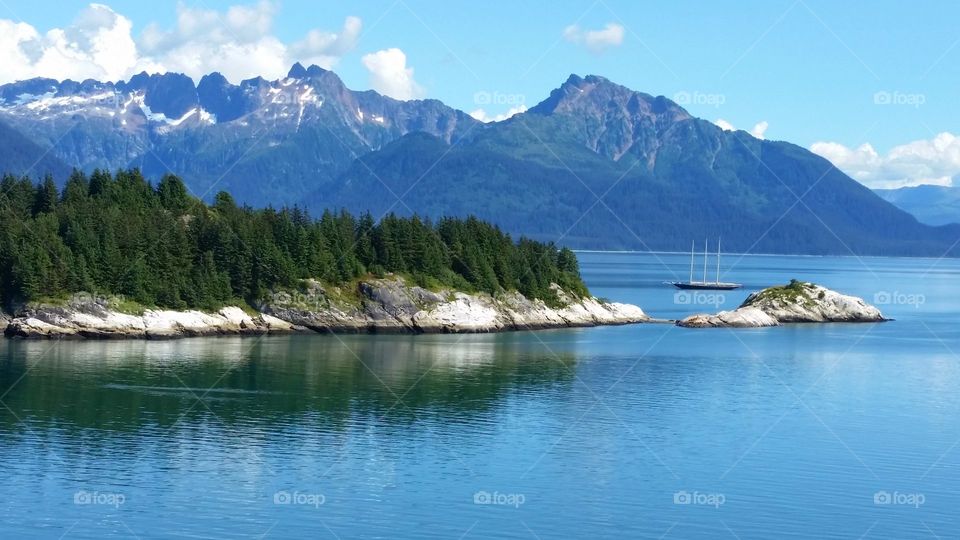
[2,90,119,115]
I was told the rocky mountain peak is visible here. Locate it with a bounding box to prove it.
[197,72,252,123]
[528,74,693,161]
[531,73,687,120]
[0,78,59,104]
[287,62,309,79]
[305,64,327,78]
[118,71,198,119]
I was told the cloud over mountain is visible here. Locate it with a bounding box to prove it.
[811,132,960,189]
[361,48,425,100]
[0,2,362,84]
[713,118,769,139]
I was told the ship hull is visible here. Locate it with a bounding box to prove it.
[671,282,742,291]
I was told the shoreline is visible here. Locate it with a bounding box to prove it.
[572,249,958,262]
[1,278,651,340]
[0,280,886,340]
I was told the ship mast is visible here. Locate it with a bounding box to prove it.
[702,237,708,283]
[716,237,722,284]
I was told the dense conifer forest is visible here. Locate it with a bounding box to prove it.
[0,169,588,311]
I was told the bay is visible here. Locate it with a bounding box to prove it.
[1,252,958,538]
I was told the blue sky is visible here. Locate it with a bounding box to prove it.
[1,0,958,188]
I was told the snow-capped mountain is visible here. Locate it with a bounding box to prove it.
[0,63,476,203]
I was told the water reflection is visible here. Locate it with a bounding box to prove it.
[0,333,579,435]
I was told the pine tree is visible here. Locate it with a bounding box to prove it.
[32,176,58,215]
[157,174,192,214]
[0,170,588,309]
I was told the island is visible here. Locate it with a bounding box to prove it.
[678,280,888,328]
[2,278,649,339]
[0,170,648,339]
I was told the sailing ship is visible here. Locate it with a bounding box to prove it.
[668,238,742,290]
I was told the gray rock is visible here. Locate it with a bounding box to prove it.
[5,278,650,340]
[4,297,298,340]
[742,281,885,322]
[250,277,647,335]
[678,306,779,328]
[678,282,886,328]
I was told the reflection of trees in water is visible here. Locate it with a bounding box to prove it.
[0,334,579,435]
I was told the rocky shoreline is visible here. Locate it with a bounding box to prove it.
[0,279,891,339]
[3,304,299,339]
[1,277,649,339]
[678,281,887,328]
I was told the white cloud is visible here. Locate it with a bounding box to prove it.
[750,121,768,140]
[0,4,145,83]
[563,23,625,54]
[713,119,769,139]
[139,2,361,82]
[0,2,362,84]
[715,119,735,131]
[290,16,361,69]
[469,105,527,123]
[811,132,960,189]
[361,48,425,100]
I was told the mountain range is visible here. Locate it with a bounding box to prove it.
[1,65,957,257]
[874,184,960,226]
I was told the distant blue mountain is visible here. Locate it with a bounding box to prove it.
[874,184,960,226]
[0,118,71,179]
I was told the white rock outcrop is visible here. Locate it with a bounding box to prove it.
[407,287,648,333]
[266,279,649,334]
[677,306,780,328]
[4,301,296,339]
[4,278,650,339]
[678,281,886,328]
[742,282,885,323]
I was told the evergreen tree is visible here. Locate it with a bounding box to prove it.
[157,174,192,214]
[0,170,589,311]
[32,176,58,215]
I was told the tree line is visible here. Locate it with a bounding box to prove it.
[0,169,588,311]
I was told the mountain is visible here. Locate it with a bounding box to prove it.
[312,74,960,256]
[0,63,476,204]
[874,184,960,226]
[1,68,958,256]
[0,119,72,179]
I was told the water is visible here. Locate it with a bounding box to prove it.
[1,252,959,539]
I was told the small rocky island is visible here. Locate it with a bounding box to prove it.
[678,280,887,328]
[2,276,649,339]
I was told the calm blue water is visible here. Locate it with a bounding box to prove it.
[1,252,959,539]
